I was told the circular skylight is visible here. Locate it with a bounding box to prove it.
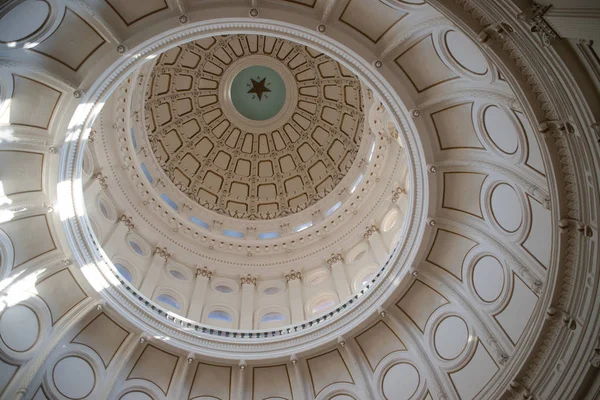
[230,65,286,121]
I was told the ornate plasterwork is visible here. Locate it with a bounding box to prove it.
[118,214,135,231]
[285,269,302,282]
[2,0,598,398]
[434,0,596,398]
[327,253,344,266]
[144,35,365,220]
[56,13,425,358]
[153,246,171,261]
[195,266,212,280]
[517,2,559,47]
[363,225,379,239]
[240,274,257,286]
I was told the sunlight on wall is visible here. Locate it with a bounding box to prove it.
[0,101,18,144]
[0,182,12,207]
[0,99,11,124]
[80,263,109,292]
[57,180,76,221]
[0,269,25,293]
[0,269,45,312]
[0,209,14,224]
[64,102,105,144]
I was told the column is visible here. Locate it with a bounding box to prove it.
[84,172,107,196]
[328,254,351,301]
[339,338,376,398]
[103,214,134,252]
[104,333,148,398]
[169,353,196,400]
[364,225,388,265]
[289,355,308,400]
[285,270,304,324]
[140,246,170,297]
[545,7,600,42]
[187,267,212,321]
[234,360,247,400]
[239,275,256,330]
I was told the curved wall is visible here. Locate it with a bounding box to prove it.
[0,0,598,399]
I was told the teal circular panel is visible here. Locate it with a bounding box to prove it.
[230,65,286,121]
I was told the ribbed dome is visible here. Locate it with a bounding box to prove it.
[144,35,365,220]
[0,0,598,399]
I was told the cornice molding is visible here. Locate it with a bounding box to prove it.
[429,0,599,398]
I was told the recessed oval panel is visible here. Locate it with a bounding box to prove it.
[382,363,420,400]
[483,106,519,154]
[53,356,96,399]
[445,30,488,75]
[120,392,153,400]
[473,256,504,302]
[434,316,469,360]
[491,184,522,232]
[382,208,399,232]
[0,305,39,352]
[0,1,50,43]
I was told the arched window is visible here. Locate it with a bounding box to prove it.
[160,193,178,210]
[114,263,133,283]
[263,286,282,295]
[169,270,186,281]
[312,298,336,315]
[350,174,363,193]
[325,201,341,217]
[360,271,377,291]
[293,221,312,232]
[129,241,144,256]
[127,234,150,257]
[214,285,233,294]
[141,163,152,183]
[156,294,180,310]
[208,310,233,322]
[97,195,116,221]
[258,231,279,239]
[190,216,209,229]
[260,312,285,323]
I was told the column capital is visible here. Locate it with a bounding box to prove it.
[517,2,559,46]
[285,270,302,283]
[118,214,135,231]
[327,253,344,267]
[94,172,108,188]
[195,266,212,280]
[363,225,379,240]
[153,246,171,261]
[240,274,257,286]
[391,186,406,203]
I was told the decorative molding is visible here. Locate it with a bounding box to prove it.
[327,253,344,267]
[391,186,406,203]
[363,225,379,240]
[93,172,108,188]
[195,266,212,280]
[285,270,302,282]
[517,2,559,47]
[240,274,257,286]
[153,246,171,261]
[118,214,135,231]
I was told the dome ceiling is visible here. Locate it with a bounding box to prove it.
[0,0,598,399]
[145,35,365,220]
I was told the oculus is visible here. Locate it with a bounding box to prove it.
[231,65,285,120]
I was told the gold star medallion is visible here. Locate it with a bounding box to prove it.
[247,77,271,101]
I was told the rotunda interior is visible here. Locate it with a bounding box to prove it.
[0,0,599,399]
